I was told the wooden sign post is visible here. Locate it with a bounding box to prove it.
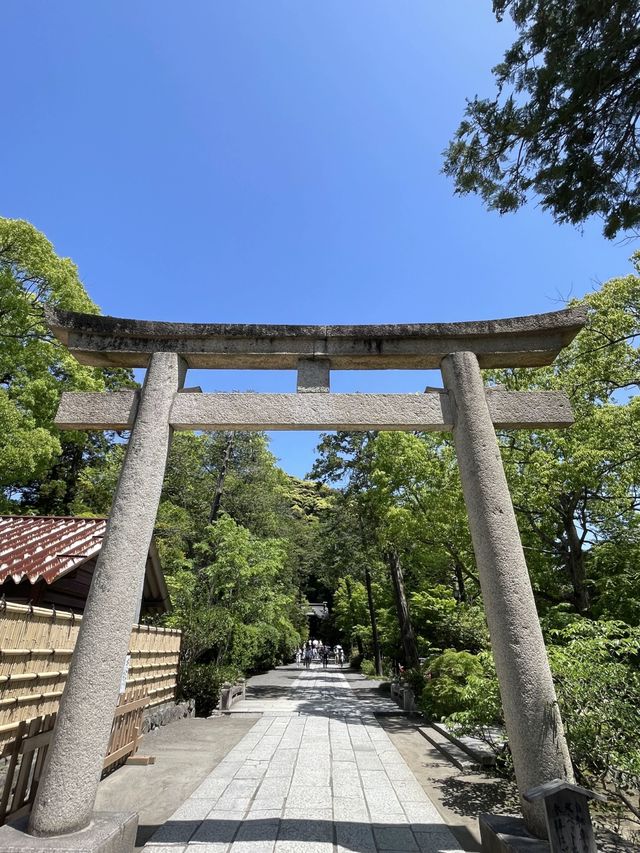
[525,779,606,853]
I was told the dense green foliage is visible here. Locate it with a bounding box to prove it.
[178,662,242,718]
[311,259,640,827]
[76,430,318,683]
[444,2,640,238]
[421,650,484,720]
[438,622,640,822]
[0,218,133,513]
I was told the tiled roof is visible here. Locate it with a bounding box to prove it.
[0,516,107,586]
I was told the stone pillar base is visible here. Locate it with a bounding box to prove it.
[479,814,549,853]
[0,812,138,853]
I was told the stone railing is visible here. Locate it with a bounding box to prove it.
[219,680,246,711]
[390,681,417,713]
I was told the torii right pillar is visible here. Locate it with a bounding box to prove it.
[441,351,574,839]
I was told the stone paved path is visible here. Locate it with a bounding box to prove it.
[144,666,464,853]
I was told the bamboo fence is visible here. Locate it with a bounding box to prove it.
[0,601,181,751]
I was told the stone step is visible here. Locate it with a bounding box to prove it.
[416,725,477,771]
[430,721,497,766]
[212,709,265,716]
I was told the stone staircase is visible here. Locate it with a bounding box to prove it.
[417,721,498,771]
[388,681,503,771]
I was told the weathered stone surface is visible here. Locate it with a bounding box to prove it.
[442,352,573,839]
[479,814,550,853]
[0,812,138,853]
[484,389,573,428]
[172,392,450,432]
[29,353,186,838]
[219,682,246,711]
[46,306,587,369]
[296,359,330,393]
[55,390,574,432]
[524,780,602,853]
[55,390,139,430]
[141,700,195,734]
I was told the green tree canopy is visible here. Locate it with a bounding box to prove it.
[491,261,640,616]
[444,1,640,238]
[0,218,133,512]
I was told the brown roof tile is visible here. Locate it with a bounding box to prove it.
[0,516,106,586]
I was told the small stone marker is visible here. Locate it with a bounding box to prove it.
[524,779,605,853]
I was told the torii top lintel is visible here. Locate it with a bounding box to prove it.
[46,306,587,370]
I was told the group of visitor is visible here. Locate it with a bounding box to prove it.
[294,640,345,668]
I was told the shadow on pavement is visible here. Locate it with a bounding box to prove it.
[241,667,401,725]
[143,816,467,851]
[436,775,520,819]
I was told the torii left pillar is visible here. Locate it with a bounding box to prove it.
[28,352,185,838]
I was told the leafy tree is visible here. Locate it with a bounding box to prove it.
[333,577,370,655]
[312,432,399,673]
[160,431,290,540]
[371,432,479,604]
[0,218,133,512]
[492,264,640,615]
[166,514,304,669]
[444,1,640,238]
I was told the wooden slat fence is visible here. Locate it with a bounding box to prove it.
[0,601,181,752]
[0,714,56,825]
[103,692,147,770]
[0,691,148,825]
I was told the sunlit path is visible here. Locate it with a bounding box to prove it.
[144,665,463,852]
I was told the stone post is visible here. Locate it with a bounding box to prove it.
[29,352,185,837]
[441,351,573,838]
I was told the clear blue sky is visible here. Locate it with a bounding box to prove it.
[3,2,633,477]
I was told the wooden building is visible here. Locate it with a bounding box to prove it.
[0,516,171,615]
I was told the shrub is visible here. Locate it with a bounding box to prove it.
[402,664,429,696]
[547,620,640,820]
[360,658,376,677]
[441,622,640,825]
[350,652,363,671]
[420,649,484,720]
[411,586,489,654]
[178,662,242,717]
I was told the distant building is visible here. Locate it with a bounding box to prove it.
[306,601,329,637]
[306,602,329,620]
[0,516,171,615]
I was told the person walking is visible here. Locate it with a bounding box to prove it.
[321,645,329,670]
[304,645,312,669]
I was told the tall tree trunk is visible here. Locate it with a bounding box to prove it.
[386,548,419,668]
[344,576,363,656]
[209,433,234,524]
[563,513,590,613]
[364,565,383,676]
[356,505,383,676]
[453,560,467,602]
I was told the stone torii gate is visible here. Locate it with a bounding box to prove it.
[25,306,585,847]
